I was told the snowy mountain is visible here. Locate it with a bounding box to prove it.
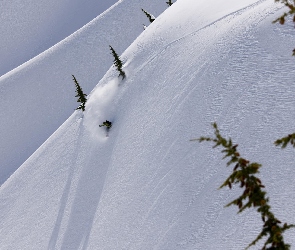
[1,0,295,249]
[0,0,118,77]
[0,0,167,184]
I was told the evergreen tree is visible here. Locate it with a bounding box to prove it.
[194,123,294,249]
[141,8,155,23]
[166,0,173,7]
[72,75,87,111]
[109,45,126,79]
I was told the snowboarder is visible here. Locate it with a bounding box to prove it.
[99,120,112,136]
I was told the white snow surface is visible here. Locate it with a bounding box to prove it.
[1,0,295,249]
[0,0,167,184]
[0,0,118,77]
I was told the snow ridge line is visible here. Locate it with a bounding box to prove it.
[139,0,275,71]
[164,0,268,45]
[0,0,122,80]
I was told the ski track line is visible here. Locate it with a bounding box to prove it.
[157,138,179,167]
[154,219,180,250]
[165,64,208,121]
[143,182,170,222]
[147,138,179,183]
[137,0,278,73]
[145,166,174,202]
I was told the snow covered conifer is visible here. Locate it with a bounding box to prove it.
[109,45,126,79]
[141,8,155,23]
[72,75,87,111]
[166,0,173,7]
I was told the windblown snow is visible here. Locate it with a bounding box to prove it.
[0,0,295,249]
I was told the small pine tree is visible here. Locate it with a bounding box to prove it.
[109,45,126,79]
[141,8,155,23]
[193,123,294,249]
[166,0,173,7]
[72,75,87,111]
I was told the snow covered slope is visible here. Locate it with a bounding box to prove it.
[0,0,118,76]
[0,0,167,184]
[1,0,295,249]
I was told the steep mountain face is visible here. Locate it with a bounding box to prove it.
[1,0,295,249]
[0,0,118,77]
[0,0,167,185]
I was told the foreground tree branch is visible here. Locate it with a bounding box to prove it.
[274,0,295,55]
[192,123,294,249]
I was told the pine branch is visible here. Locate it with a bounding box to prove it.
[72,75,87,111]
[109,45,126,79]
[273,0,295,55]
[194,123,294,249]
[275,132,295,148]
